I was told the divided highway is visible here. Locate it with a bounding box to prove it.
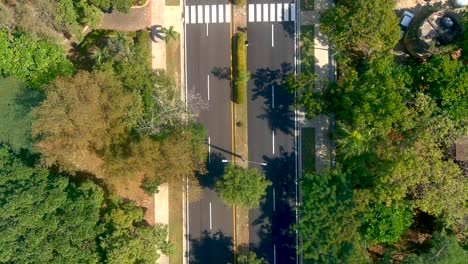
[185,1,297,263]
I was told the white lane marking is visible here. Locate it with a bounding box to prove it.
[208,136,211,162]
[206,23,209,37]
[209,202,212,230]
[272,84,275,108]
[256,4,262,22]
[291,3,296,22]
[271,24,274,47]
[283,3,289,21]
[211,5,217,23]
[277,3,282,22]
[190,6,196,24]
[272,130,275,154]
[273,187,276,212]
[218,4,224,23]
[263,4,269,22]
[270,3,276,22]
[225,5,231,23]
[207,74,210,101]
[185,6,189,24]
[248,4,255,22]
[274,244,277,264]
[197,5,203,23]
[204,5,210,24]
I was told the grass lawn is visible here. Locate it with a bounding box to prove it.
[168,184,183,264]
[166,34,182,91]
[301,127,316,173]
[166,0,179,6]
[301,0,314,11]
[300,25,315,75]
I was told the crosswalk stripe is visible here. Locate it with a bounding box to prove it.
[197,5,203,23]
[185,6,189,23]
[270,4,276,22]
[283,3,289,21]
[256,4,262,22]
[211,5,217,23]
[205,5,210,24]
[248,4,255,22]
[190,6,196,24]
[225,4,231,23]
[263,4,269,22]
[291,3,296,22]
[218,5,224,23]
[277,3,282,22]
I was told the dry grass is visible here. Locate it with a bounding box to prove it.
[166,34,181,91]
[168,184,184,264]
[166,0,179,6]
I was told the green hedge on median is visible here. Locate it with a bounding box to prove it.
[233,32,250,104]
[235,0,246,6]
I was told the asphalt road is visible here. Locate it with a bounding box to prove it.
[246,1,297,263]
[185,0,234,263]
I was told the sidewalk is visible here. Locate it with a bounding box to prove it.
[298,0,334,173]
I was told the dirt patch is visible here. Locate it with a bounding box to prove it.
[99,6,150,31]
[106,173,155,225]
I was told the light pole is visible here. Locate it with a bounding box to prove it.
[222,159,267,167]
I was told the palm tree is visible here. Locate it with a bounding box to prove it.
[336,124,373,160]
[90,46,109,65]
[161,26,178,43]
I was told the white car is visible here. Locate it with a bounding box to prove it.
[400,11,414,31]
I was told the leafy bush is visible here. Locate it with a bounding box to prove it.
[233,32,250,104]
[113,0,133,13]
[0,30,74,88]
[141,176,160,194]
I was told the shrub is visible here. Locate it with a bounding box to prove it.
[233,32,250,104]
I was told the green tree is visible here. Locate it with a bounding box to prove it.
[0,77,43,151]
[359,203,412,244]
[32,70,142,174]
[0,144,103,263]
[112,0,133,13]
[161,26,179,44]
[216,164,271,209]
[101,197,174,263]
[0,29,74,88]
[413,54,468,122]
[236,252,265,264]
[297,171,369,263]
[282,73,325,119]
[320,0,400,58]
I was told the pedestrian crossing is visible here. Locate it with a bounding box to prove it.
[185,4,231,24]
[248,3,295,23]
[184,3,296,25]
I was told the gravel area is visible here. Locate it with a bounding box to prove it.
[99,6,150,31]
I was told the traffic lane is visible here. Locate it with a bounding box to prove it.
[186,0,230,6]
[247,21,295,263]
[186,21,233,262]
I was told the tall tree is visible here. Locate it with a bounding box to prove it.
[0,144,103,263]
[320,0,400,58]
[216,164,271,209]
[32,70,142,174]
[297,171,370,263]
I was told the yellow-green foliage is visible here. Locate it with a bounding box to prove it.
[233,32,250,104]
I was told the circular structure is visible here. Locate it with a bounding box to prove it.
[404,10,464,58]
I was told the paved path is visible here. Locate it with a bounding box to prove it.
[151,0,166,70]
[298,0,334,173]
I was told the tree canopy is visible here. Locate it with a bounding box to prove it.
[320,0,400,58]
[216,164,271,208]
[0,29,74,88]
[0,144,173,263]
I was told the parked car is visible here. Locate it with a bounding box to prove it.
[400,10,415,36]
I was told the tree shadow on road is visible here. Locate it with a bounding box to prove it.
[211,67,231,81]
[250,63,295,134]
[189,230,233,264]
[197,152,226,190]
[249,149,297,263]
